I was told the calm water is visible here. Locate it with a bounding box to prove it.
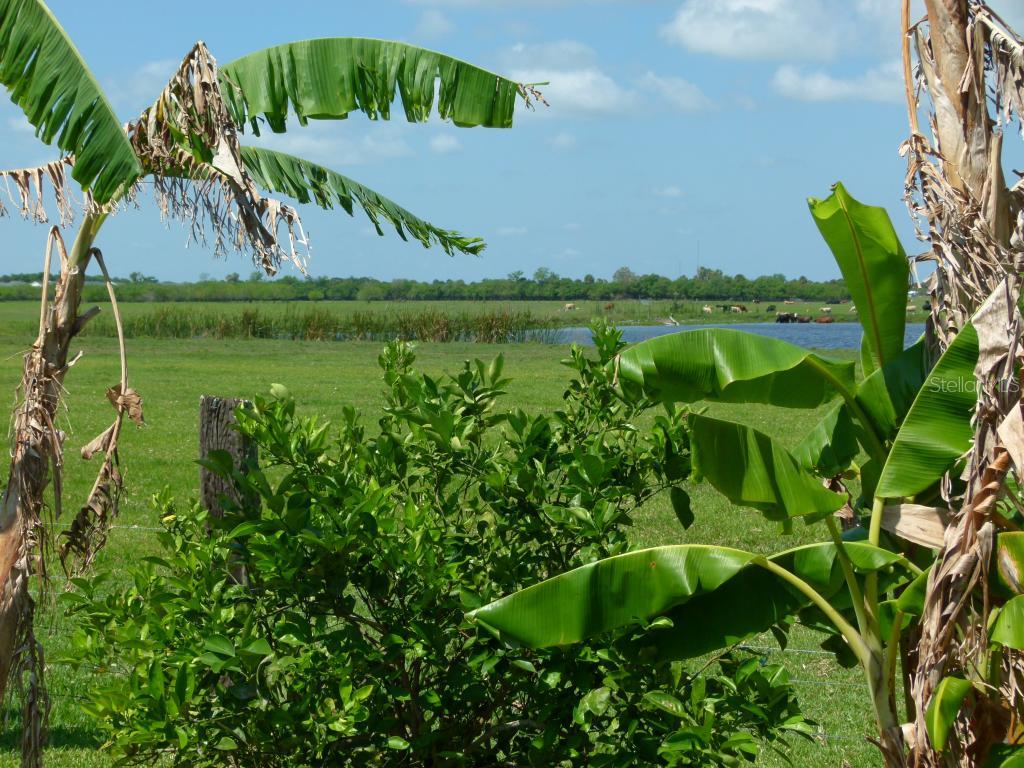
[557,322,926,350]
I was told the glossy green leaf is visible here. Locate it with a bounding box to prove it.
[240,145,484,256]
[469,541,900,652]
[615,328,855,408]
[991,595,1024,649]
[983,745,1024,768]
[469,545,758,647]
[631,540,904,662]
[925,676,972,752]
[670,487,693,530]
[876,324,978,498]
[792,402,860,476]
[855,338,930,441]
[690,414,846,521]
[220,38,524,132]
[809,182,909,369]
[644,691,688,718]
[894,566,930,617]
[995,532,1024,597]
[0,0,141,202]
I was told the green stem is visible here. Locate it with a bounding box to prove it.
[825,516,870,636]
[756,557,870,667]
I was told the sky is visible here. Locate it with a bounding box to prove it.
[1,0,1023,283]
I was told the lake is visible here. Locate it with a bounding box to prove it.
[557,322,927,350]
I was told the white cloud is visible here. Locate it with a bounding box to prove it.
[772,61,902,103]
[513,67,639,116]
[250,122,413,166]
[497,226,528,236]
[104,59,179,116]
[429,134,462,154]
[655,185,684,198]
[409,0,640,6]
[637,72,712,112]
[413,9,455,39]
[548,132,578,150]
[504,41,639,117]
[661,0,840,61]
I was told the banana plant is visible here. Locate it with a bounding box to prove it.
[0,2,534,762]
[471,183,1024,765]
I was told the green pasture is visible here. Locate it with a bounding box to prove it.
[0,324,879,767]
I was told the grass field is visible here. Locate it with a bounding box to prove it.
[0,320,884,766]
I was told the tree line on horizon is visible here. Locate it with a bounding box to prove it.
[0,265,858,303]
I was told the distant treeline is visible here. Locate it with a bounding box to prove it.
[0,266,853,303]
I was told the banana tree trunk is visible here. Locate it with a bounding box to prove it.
[0,216,99,742]
[905,1,1021,765]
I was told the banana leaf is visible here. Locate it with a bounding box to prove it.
[614,328,855,408]
[991,595,1024,649]
[0,0,141,202]
[240,146,483,255]
[808,182,909,370]
[792,402,860,476]
[876,324,978,499]
[925,677,973,752]
[220,38,523,133]
[469,541,901,653]
[690,414,846,521]
[855,338,930,441]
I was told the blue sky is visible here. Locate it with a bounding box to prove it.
[1,0,1023,283]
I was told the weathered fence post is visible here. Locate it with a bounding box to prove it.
[199,396,257,518]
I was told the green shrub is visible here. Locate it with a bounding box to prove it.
[66,321,814,766]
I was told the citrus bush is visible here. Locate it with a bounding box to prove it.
[65,322,814,766]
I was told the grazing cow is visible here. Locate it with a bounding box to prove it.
[564,303,576,311]
[730,305,743,313]
[765,304,776,312]
[784,300,796,305]
[775,312,796,323]
[702,304,713,314]
[907,304,915,312]
[604,302,615,311]
[819,307,832,314]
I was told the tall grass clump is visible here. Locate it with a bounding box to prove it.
[77,306,560,343]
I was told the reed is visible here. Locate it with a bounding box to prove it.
[76,306,561,344]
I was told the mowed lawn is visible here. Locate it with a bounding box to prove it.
[0,328,880,767]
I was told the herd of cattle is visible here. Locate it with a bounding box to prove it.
[560,300,928,324]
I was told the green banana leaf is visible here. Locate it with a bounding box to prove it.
[808,182,909,370]
[995,532,1024,597]
[632,540,905,662]
[991,595,1024,649]
[876,324,978,499]
[469,541,901,653]
[0,0,141,202]
[792,402,860,476]
[614,329,855,408]
[925,676,973,752]
[855,338,930,441]
[690,414,846,521]
[240,146,483,255]
[220,38,524,133]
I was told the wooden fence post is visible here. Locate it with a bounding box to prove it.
[199,395,257,519]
